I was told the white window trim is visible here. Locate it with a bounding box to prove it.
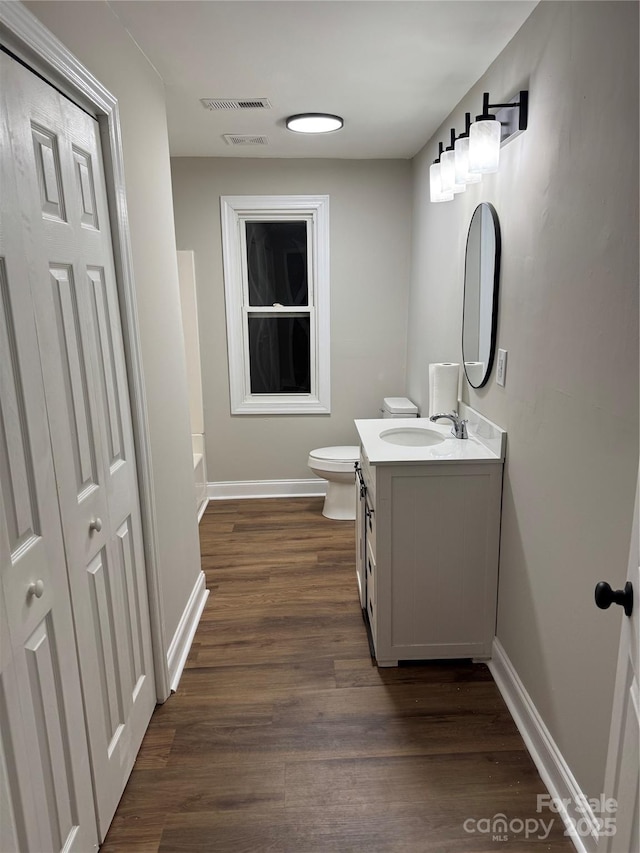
[220,194,330,414]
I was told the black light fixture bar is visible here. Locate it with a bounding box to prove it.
[458,112,473,139]
[433,89,529,158]
[484,90,529,132]
[433,141,445,166]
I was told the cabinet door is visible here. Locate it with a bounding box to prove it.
[2,52,156,840]
[379,464,501,661]
[0,104,98,849]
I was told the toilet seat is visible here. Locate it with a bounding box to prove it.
[309,446,359,462]
[308,445,359,473]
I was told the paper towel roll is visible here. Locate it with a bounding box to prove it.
[428,363,460,417]
[464,361,485,387]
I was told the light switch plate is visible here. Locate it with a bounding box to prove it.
[496,349,507,387]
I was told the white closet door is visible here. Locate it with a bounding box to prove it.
[2,52,156,839]
[0,83,98,849]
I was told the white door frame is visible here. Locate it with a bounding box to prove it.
[0,0,171,701]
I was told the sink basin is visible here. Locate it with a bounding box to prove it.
[380,427,445,447]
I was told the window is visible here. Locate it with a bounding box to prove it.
[220,195,330,414]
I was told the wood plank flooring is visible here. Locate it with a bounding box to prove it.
[101,498,574,852]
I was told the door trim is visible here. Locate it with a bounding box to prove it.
[0,0,170,701]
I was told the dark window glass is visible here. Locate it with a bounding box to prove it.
[248,316,311,394]
[246,221,308,306]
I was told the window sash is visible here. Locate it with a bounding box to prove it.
[241,307,316,399]
[246,313,312,395]
[238,214,315,308]
[240,215,313,309]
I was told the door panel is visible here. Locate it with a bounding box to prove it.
[0,701,26,853]
[31,123,66,222]
[117,516,147,693]
[50,263,99,495]
[1,588,39,853]
[23,615,79,850]
[0,260,41,561]
[2,51,155,840]
[87,547,127,749]
[87,265,125,469]
[72,145,99,229]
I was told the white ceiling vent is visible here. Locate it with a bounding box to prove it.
[201,98,271,111]
[223,134,269,146]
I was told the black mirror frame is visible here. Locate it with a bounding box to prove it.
[462,202,502,389]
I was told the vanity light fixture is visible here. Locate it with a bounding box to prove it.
[441,129,466,195]
[286,113,344,134]
[429,89,528,203]
[455,113,482,186]
[429,142,454,203]
[468,93,502,174]
[469,91,529,175]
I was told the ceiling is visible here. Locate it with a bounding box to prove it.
[109,1,537,159]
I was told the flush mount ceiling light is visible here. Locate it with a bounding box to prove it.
[429,89,528,204]
[286,113,344,134]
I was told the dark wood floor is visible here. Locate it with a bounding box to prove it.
[102,498,573,852]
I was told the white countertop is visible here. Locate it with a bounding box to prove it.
[355,406,506,465]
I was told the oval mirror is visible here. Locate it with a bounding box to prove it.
[462,203,501,388]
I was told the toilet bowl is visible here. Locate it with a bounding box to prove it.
[308,398,417,520]
[307,446,359,520]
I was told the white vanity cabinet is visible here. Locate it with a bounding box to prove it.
[355,411,505,667]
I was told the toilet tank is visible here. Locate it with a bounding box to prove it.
[382,397,419,419]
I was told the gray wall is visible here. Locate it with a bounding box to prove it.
[27,1,203,649]
[407,1,638,798]
[171,158,412,482]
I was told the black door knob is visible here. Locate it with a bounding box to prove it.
[594,581,633,617]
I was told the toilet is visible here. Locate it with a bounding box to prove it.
[307,446,360,520]
[308,397,418,520]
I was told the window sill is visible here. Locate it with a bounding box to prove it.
[231,396,330,415]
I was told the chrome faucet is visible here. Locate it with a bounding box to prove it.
[429,411,468,439]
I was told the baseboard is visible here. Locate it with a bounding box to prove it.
[208,478,327,500]
[197,497,209,523]
[166,570,209,693]
[489,638,599,853]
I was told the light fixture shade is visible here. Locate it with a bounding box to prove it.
[286,113,343,133]
[429,162,453,203]
[454,136,482,185]
[469,119,501,174]
[440,149,465,194]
